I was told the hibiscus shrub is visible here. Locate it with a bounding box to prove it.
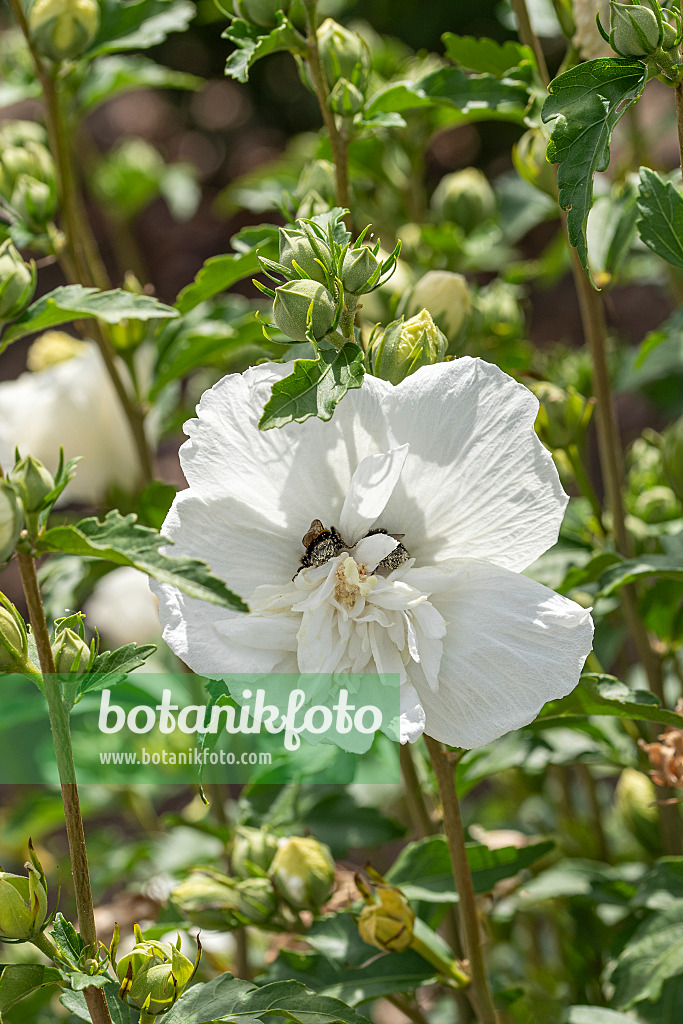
[1,1,683,1023]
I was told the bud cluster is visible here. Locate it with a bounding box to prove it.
[599,0,683,64]
[316,18,371,117]
[113,924,201,1017]
[0,119,58,240]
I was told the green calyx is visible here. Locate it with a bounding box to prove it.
[28,0,100,63]
[116,924,201,1016]
[0,857,48,942]
[601,1,683,63]
[368,310,448,386]
[0,240,36,322]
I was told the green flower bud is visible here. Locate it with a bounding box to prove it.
[28,0,100,62]
[235,0,290,28]
[0,862,48,941]
[51,626,94,674]
[278,227,333,285]
[407,270,472,340]
[341,245,382,295]
[633,484,680,523]
[0,593,29,671]
[358,886,415,953]
[269,836,335,912]
[662,414,683,503]
[512,128,557,199]
[0,139,55,202]
[11,174,57,231]
[273,279,336,342]
[117,926,199,1017]
[231,825,280,878]
[328,77,365,117]
[430,168,496,234]
[317,18,371,92]
[369,310,447,386]
[533,381,594,452]
[472,279,525,343]
[0,483,22,563]
[0,240,36,322]
[0,121,48,150]
[10,455,55,512]
[171,869,277,930]
[614,766,659,854]
[609,1,662,56]
[26,331,87,372]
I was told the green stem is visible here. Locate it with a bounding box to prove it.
[565,443,605,534]
[32,929,67,965]
[16,553,113,1024]
[425,736,501,1024]
[386,994,430,1024]
[399,743,435,837]
[410,934,470,989]
[510,0,550,84]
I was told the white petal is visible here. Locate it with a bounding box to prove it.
[378,359,568,572]
[353,532,399,569]
[411,558,594,748]
[339,444,409,544]
[400,684,426,744]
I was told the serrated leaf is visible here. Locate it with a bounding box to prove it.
[69,974,109,992]
[442,33,534,77]
[37,510,247,612]
[222,16,307,83]
[597,554,683,596]
[539,673,683,729]
[259,342,365,430]
[366,66,529,121]
[88,0,196,57]
[78,55,201,112]
[81,642,157,694]
[175,240,277,314]
[611,899,683,1009]
[61,982,136,1024]
[0,965,62,1014]
[0,285,178,352]
[637,166,683,270]
[542,58,647,276]
[51,912,85,964]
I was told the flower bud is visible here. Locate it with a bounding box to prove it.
[633,484,680,524]
[406,271,471,340]
[171,869,277,929]
[341,245,382,295]
[609,1,662,56]
[0,593,29,671]
[278,227,332,285]
[662,414,683,503]
[358,886,415,953]
[317,19,371,92]
[0,862,48,941]
[269,836,335,912]
[11,174,57,231]
[231,825,280,878]
[533,381,594,452]
[10,455,55,512]
[273,279,336,342]
[328,78,365,117]
[472,279,525,343]
[0,483,22,563]
[512,129,557,198]
[235,0,291,29]
[26,331,87,372]
[614,766,659,854]
[52,626,95,674]
[0,121,48,150]
[0,240,36,322]
[369,311,447,386]
[0,139,55,202]
[117,926,199,1017]
[430,168,496,235]
[28,0,100,62]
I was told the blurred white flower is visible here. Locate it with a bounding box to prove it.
[406,270,471,340]
[572,0,611,59]
[84,567,162,649]
[0,332,141,505]
[153,359,593,750]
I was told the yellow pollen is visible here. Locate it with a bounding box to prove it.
[334,556,376,608]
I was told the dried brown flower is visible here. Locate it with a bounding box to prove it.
[639,700,683,790]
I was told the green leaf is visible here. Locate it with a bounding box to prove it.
[78,55,201,112]
[442,33,534,77]
[52,912,85,964]
[259,342,365,430]
[611,899,683,1009]
[37,510,247,612]
[82,642,158,694]
[61,982,136,1024]
[568,1007,646,1023]
[0,965,62,1014]
[366,66,529,122]
[0,285,178,352]
[222,16,307,83]
[152,319,266,395]
[586,177,640,286]
[637,166,683,270]
[175,242,277,314]
[539,673,683,729]
[542,58,647,275]
[88,0,196,57]
[597,554,683,596]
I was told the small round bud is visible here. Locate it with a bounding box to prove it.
[278,227,333,285]
[0,483,23,563]
[633,485,680,524]
[0,594,29,671]
[407,270,472,340]
[10,455,55,512]
[171,869,277,930]
[369,310,447,386]
[231,825,280,878]
[533,381,594,452]
[662,414,683,504]
[328,78,365,117]
[11,174,57,232]
[52,626,93,674]
[269,836,335,912]
[341,245,382,295]
[0,863,48,941]
[430,168,496,234]
[609,1,662,56]
[117,928,198,1016]
[317,18,371,92]
[28,0,100,62]
[273,279,336,342]
[358,887,415,953]
[0,240,36,322]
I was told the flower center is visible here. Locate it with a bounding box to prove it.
[334,555,376,608]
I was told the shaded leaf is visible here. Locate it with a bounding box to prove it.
[222,17,307,83]
[367,66,529,122]
[0,965,62,1014]
[542,58,647,275]
[79,55,201,111]
[598,554,683,596]
[175,242,277,314]
[611,899,683,1008]
[82,642,158,694]
[637,166,683,270]
[89,0,196,57]
[442,33,534,77]
[37,510,247,612]
[539,673,683,729]
[259,342,365,430]
[61,982,135,1023]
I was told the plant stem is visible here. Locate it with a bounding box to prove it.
[16,552,113,1024]
[386,993,430,1024]
[302,0,351,223]
[510,0,549,84]
[565,443,605,534]
[425,736,501,1024]
[399,743,435,836]
[32,929,67,965]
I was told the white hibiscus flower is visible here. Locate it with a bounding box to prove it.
[153,359,594,749]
